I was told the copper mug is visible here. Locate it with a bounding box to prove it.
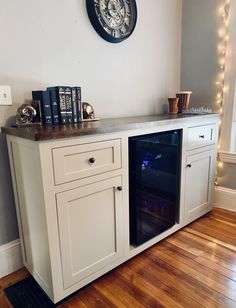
[168,97,179,114]
[176,91,192,113]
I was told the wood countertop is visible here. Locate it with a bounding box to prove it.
[1,113,220,141]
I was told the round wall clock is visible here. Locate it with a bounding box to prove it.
[86,0,137,43]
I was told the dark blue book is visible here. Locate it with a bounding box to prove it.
[65,87,73,123]
[71,87,78,123]
[47,87,67,124]
[47,87,60,124]
[32,90,52,125]
[75,87,82,121]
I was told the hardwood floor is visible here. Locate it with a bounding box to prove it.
[1,208,236,307]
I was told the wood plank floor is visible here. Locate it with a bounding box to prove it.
[1,208,236,307]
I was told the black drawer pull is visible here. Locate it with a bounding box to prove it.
[117,186,123,191]
[187,164,192,168]
[199,135,205,139]
[89,157,95,164]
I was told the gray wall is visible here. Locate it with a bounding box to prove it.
[0,0,182,246]
[181,0,222,111]
[181,0,236,191]
[218,163,236,190]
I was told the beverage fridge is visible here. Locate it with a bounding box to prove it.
[129,130,182,246]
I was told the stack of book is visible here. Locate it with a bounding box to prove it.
[32,86,82,125]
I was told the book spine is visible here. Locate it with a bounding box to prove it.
[76,87,82,121]
[42,91,53,124]
[65,87,73,124]
[58,87,67,124]
[32,90,52,125]
[71,87,78,123]
[47,88,60,124]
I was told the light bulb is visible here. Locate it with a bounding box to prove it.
[223,85,228,92]
[219,57,225,65]
[218,27,227,38]
[218,6,225,16]
[218,72,225,80]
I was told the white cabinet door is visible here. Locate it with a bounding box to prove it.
[184,150,216,221]
[56,176,123,289]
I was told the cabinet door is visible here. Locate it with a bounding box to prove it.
[184,150,216,221]
[56,176,123,289]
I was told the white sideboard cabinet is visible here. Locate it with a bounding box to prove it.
[3,114,219,303]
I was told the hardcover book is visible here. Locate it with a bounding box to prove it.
[75,86,82,121]
[32,90,52,125]
[47,86,67,124]
[47,87,60,124]
[65,87,73,123]
[71,87,78,123]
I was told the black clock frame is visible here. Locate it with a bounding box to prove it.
[86,0,137,43]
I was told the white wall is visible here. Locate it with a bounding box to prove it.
[0,0,182,119]
[0,0,182,245]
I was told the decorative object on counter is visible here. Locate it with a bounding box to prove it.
[15,103,41,126]
[86,0,137,43]
[176,91,192,113]
[82,102,99,121]
[168,97,179,114]
[32,86,83,125]
[182,107,213,115]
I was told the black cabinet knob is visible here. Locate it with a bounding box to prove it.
[89,157,95,164]
[187,164,192,168]
[199,135,205,139]
[117,186,123,191]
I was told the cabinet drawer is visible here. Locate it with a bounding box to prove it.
[187,124,216,150]
[52,139,121,185]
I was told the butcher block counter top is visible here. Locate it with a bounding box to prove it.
[1,113,220,141]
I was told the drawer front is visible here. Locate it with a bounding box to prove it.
[52,139,121,185]
[187,124,216,150]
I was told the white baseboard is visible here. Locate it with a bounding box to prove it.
[213,186,236,212]
[219,151,236,164]
[0,239,23,278]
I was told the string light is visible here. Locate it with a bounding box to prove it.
[216,0,230,185]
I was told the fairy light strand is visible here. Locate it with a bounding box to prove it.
[216,0,230,185]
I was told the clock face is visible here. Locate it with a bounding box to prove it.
[86,0,137,43]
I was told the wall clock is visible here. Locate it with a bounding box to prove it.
[86,0,137,43]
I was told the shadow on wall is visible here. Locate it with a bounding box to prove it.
[0,75,74,246]
[0,116,19,245]
[0,76,74,247]
[152,97,170,115]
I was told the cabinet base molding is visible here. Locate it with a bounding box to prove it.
[213,186,236,212]
[0,239,23,278]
